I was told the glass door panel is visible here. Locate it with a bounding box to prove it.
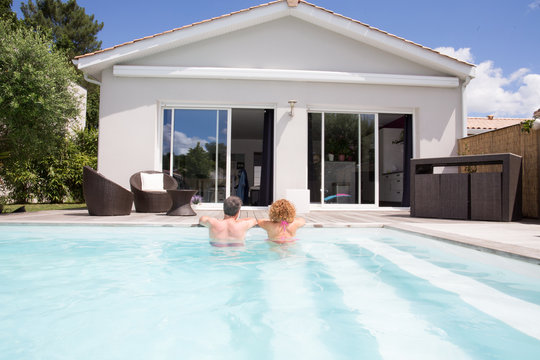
[215,111,228,202]
[324,113,358,204]
[360,114,375,204]
[308,112,377,206]
[307,113,322,203]
[162,109,173,174]
[162,109,228,203]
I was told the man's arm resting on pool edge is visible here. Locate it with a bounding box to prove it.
[238,217,257,229]
[199,216,214,227]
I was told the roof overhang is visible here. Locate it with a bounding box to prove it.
[113,65,460,88]
[73,1,475,81]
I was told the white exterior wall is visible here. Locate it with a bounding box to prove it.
[128,18,447,77]
[94,16,466,199]
[98,70,463,197]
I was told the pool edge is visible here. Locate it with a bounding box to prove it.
[1,221,538,264]
[385,224,540,265]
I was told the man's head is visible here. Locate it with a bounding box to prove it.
[223,196,243,217]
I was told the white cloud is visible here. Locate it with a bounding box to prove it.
[529,1,540,10]
[173,131,208,155]
[436,47,474,63]
[162,123,209,155]
[436,47,540,118]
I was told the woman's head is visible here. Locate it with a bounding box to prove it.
[269,199,296,223]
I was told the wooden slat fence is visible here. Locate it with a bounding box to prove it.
[458,124,539,218]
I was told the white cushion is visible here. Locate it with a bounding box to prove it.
[140,173,165,192]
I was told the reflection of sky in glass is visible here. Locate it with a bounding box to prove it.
[173,110,214,155]
[162,109,172,156]
[218,110,228,146]
[161,109,228,156]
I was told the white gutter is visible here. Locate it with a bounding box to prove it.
[461,76,472,138]
[113,65,460,88]
[84,73,102,86]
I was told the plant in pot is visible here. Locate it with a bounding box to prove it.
[335,137,350,161]
[191,194,202,205]
[325,139,336,161]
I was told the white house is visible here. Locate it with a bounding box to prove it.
[73,0,475,210]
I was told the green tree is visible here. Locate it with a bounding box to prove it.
[3,128,97,203]
[21,0,103,129]
[184,143,213,179]
[84,82,99,128]
[0,0,17,22]
[21,0,103,60]
[0,19,81,201]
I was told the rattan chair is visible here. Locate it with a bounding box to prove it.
[130,170,178,212]
[83,166,134,216]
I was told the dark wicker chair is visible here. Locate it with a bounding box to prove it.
[130,170,178,212]
[83,166,134,216]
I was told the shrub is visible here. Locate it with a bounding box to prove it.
[2,128,97,203]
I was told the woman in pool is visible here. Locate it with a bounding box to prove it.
[257,199,306,243]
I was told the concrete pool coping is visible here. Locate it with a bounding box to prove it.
[1,208,540,264]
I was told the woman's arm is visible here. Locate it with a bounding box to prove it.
[291,217,306,230]
[257,219,271,230]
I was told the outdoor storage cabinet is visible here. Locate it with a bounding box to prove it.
[410,153,522,221]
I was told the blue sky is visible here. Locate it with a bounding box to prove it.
[12,0,540,118]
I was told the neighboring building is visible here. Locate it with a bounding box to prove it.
[73,0,475,209]
[70,83,87,133]
[467,115,526,136]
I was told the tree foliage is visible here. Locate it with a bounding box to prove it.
[0,18,93,202]
[3,128,98,203]
[21,0,103,59]
[0,19,79,162]
[85,82,99,128]
[0,0,17,23]
[20,0,103,129]
[184,143,213,179]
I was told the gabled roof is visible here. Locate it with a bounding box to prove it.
[74,0,475,80]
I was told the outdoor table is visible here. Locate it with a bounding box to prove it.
[166,189,197,216]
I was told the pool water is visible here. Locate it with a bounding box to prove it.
[0,225,539,359]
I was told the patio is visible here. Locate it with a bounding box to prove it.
[1,209,539,264]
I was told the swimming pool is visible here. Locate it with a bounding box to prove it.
[0,225,539,359]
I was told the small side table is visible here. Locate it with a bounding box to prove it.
[166,189,197,216]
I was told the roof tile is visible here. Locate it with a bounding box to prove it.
[467,117,528,130]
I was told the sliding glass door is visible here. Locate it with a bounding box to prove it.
[162,108,228,203]
[308,112,377,206]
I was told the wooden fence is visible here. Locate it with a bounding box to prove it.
[458,124,539,218]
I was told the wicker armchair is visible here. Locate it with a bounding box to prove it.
[83,166,134,216]
[130,171,178,212]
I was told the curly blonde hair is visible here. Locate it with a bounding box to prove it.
[269,199,296,223]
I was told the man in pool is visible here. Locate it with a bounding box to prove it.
[198,196,257,247]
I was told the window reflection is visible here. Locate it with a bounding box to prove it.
[308,112,376,205]
[162,109,228,203]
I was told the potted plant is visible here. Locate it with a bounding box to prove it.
[335,137,350,161]
[191,194,202,207]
